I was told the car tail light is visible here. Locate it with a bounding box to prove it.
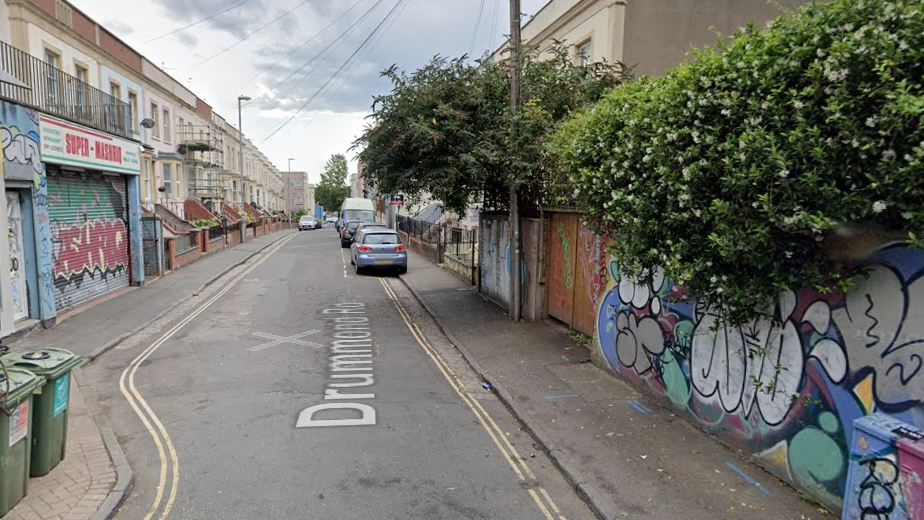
[394,245,406,252]
[357,245,372,252]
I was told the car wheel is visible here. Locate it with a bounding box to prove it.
[398,265,407,274]
[354,263,363,275]
[350,256,355,265]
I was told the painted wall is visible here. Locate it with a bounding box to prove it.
[101,65,144,141]
[593,243,924,511]
[479,214,544,320]
[1,101,54,322]
[25,25,99,84]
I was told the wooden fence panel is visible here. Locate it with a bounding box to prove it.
[547,213,578,325]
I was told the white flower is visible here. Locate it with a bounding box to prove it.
[779,169,790,178]
[793,100,804,109]
[872,201,887,214]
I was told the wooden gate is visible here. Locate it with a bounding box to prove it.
[546,212,607,336]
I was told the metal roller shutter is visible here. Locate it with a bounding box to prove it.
[47,170,130,311]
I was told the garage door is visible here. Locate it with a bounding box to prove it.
[47,170,130,311]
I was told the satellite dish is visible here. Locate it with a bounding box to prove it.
[140,118,155,129]
[177,145,188,154]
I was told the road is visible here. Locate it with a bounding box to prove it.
[83,228,596,520]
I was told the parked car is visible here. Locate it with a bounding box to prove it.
[356,222,388,234]
[340,220,362,247]
[298,216,319,231]
[350,229,407,274]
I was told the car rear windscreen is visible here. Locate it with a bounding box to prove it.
[363,233,400,245]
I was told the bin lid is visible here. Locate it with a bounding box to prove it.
[0,366,44,407]
[1,348,83,379]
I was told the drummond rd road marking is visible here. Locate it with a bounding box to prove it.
[118,233,296,520]
[378,279,567,520]
[297,303,378,428]
[248,330,322,352]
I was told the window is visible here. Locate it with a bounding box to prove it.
[577,40,591,67]
[44,49,60,105]
[74,64,88,108]
[294,181,303,189]
[178,117,184,140]
[151,102,160,139]
[162,108,171,143]
[295,196,304,204]
[128,91,139,132]
[162,163,172,196]
[143,158,153,201]
[109,81,120,101]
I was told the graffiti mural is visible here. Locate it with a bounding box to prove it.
[1,101,54,320]
[595,244,924,511]
[47,172,129,310]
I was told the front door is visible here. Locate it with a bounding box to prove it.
[6,190,28,321]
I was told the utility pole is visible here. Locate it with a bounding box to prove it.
[509,0,522,322]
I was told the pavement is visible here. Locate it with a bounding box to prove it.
[1,228,832,520]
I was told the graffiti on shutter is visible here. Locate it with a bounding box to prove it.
[47,171,130,310]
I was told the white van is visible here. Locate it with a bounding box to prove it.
[338,198,375,231]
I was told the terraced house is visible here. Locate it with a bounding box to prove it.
[0,0,283,339]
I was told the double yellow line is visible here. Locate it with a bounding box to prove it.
[379,278,567,520]
[118,234,296,520]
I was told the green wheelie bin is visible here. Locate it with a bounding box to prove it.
[1,348,83,477]
[0,366,43,516]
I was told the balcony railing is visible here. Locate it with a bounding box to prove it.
[0,40,132,139]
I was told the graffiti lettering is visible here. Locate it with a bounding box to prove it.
[2,126,42,174]
[833,266,924,407]
[858,457,898,519]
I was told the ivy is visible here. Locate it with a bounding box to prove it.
[548,0,924,323]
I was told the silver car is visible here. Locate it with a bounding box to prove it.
[350,229,407,274]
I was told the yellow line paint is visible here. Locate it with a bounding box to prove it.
[118,234,296,519]
[378,279,566,520]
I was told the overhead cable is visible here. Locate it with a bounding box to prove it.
[260,0,410,145]
[249,0,368,82]
[469,0,487,56]
[196,0,319,67]
[269,0,388,101]
[279,0,412,140]
[142,0,252,44]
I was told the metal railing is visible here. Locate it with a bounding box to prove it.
[174,233,197,255]
[0,41,132,139]
[209,225,226,242]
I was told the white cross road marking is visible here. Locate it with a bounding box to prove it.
[248,330,323,352]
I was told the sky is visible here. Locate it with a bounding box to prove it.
[68,0,550,184]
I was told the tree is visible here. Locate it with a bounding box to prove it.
[315,153,351,212]
[353,49,629,216]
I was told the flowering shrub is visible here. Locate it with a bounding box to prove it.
[548,0,924,323]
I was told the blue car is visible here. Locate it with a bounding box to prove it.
[350,229,407,274]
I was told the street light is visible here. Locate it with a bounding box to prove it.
[238,95,251,242]
[288,158,294,172]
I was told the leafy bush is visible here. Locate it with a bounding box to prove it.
[354,48,629,215]
[549,0,924,323]
[193,218,219,228]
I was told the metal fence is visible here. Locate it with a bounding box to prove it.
[0,41,132,138]
[209,225,226,242]
[397,215,479,285]
[174,233,198,255]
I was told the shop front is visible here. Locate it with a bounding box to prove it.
[38,114,143,312]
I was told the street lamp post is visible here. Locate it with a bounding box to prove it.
[287,158,294,172]
[238,95,251,243]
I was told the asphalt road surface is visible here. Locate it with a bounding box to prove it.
[83,228,596,520]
